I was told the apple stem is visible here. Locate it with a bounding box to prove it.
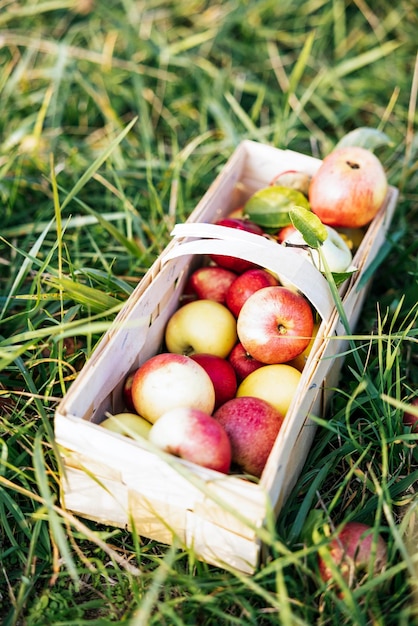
[346,160,360,170]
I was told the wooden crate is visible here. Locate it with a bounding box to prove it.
[54,140,398,574]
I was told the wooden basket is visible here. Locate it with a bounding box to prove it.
[54,140,398,574]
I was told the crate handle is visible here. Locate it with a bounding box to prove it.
[162,223,335,321]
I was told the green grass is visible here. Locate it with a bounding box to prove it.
[1,0,417,624]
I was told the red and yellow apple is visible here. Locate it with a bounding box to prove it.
[237,286,314,364]
[149,407,232,473]
[287,321,320,371]
[270,169,311,196]
[309,146,388,228]
[318,521,387,586]
[214,396,284,477]
[165,299,237,358]
[190,353,237,410]
[225,268,279,318]
[131,353,215,424]
[236,363,301,416]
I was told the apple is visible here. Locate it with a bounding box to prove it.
[190,353,237,410]
[309,146,388,228]
[225,268,280,318]
[165,299,237,359]
[403,397,418,433]
[185,265,238,304]
[270,169,311,196]
[287,321,320,371]
[237,286,314,364]
[209,217,265,274]
[101,412,152,439]
[122,372,136,411]
[131,353,215,424]
[318,521,388,586]
[236,363,301,416]
[277,224,297,244]
[282,225,353,273]
[149,407,232,473]
[228,342,265,383]
[214,396,284,478]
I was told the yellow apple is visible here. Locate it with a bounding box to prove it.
[165,299,237,358]
[101,412,152,439]
[236,363,301,416]
[287,321,321,371]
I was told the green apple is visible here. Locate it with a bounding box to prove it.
[165,299,237,358]
[101,412,152,439]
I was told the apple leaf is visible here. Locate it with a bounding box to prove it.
[331,269,357,286]
[244,185,310,229]
[334,127,393,152]
[289,205,328,248]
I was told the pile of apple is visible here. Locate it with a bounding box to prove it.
[101,146,389,480]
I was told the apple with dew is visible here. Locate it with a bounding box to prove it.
[149,407,232,473]
[236,363,301,416]
[185,266,238,304]
[237,286,314,364]
[228,342,265,383]
[309,146,388,228]
[403,397,418,433]
[209,217,265,274]
[214,396,284,478]
[131,353,215,424]
[283,224,353,273]
[165,299,237,359]
[225,268,280,318]
[318,521,388,586]
[190,353,237,410]
[101,412,152,439]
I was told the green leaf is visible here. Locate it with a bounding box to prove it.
[289,206,328,248]
[335,127,393,151]
[244,186,310,229]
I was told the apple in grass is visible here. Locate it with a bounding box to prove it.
[165,299,237,359]
[209,217,265,274]
[149,407,232,474]
[190,353,237,410]
[131,353,215,424]
[214,396,284,478]
[318,521,387,587]
[236,363,301,416]
[225,268,280,318]
[228,342,265,383]
[403,397,418,433]
[237,286,314,364]
[309,146,388,228]
[185,266,238,304]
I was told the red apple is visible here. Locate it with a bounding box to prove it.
[237,286,314,364]
[122,372,135,411]
[190,353,237,410]
[309,146,388,228]
[214,396,284,478]
[318,521,388,586]
[209,217,265,273]
[403,397,418,433]
[149,407,232,473]
[225,268,279,317]
[185,266,238,304]
[165,299,238,359]
[131,353,215,424]
[277,224,297,244]
[228,342,265,383]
